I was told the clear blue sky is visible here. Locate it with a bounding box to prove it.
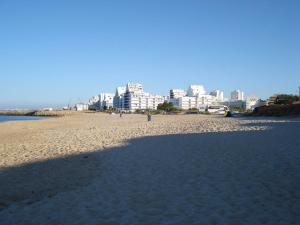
[0,0,299,108]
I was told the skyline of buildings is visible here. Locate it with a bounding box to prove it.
[169,85,223,110]
[86,82,260,112]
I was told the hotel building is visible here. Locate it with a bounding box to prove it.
[115,83,164,111]
[170,85,222,110]
[88,93,114,110]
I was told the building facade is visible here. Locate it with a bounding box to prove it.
[210,90,224,102]
[231,90,245,101]
[116,83,164,111]
[75,103,89,111]
[88,93,114,110]
[178,96,197,110]
[187,85,206,97]
[113,86,126,110]
[246,95,259,111]
[170,85,221,110]
[224,100,246,111]
[170,89,186,99]
[88,95,100,110]
[99,93,114,109]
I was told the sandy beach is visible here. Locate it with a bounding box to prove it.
[0,113,299,224]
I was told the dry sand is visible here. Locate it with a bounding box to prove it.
[0,113,299,224]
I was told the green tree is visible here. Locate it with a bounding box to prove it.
[157,102,177,112]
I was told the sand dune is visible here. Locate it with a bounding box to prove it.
[0,113,299,224]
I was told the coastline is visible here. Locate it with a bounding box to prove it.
[0,110,39,116]
[0,110,87,117]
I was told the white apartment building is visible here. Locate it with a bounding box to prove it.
[88,95,100,110]
[89,95,100,104]
[170,89,186,99]
[126,83,143,94]
[177,95,218,110]
[210,90,224,102]
[170,85,220,109]
[99,93,114,109]
[197,94,218,106]
[163,96,169,102]
[113,86,126,110]
[178,96,197,110]
[231,90,245,101]
[169,89,186,108]
[122,83,164,111]
[87,93,113,110]
[75,103,89,111]
[124,93,164,111]
[246,95,259,111]
[187,85,206,97]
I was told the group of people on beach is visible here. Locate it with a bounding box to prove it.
[118,111,152,122]
[117,109,231,120]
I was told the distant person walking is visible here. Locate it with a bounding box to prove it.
[120,111,123,118]
[147,112,152,122]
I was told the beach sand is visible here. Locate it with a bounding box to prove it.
[0,113,299,224]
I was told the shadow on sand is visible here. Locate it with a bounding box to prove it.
[0,119,299,224]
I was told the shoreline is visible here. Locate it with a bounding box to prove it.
[0,110,87,117]
[0,110,40,116]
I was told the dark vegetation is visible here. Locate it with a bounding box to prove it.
[251,94,300,117]
[251,104,300,117]
[157,102,178,112]
[274,95,299,105]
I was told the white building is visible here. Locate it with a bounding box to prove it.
[177,95,219,110]
[246,95,259,111]
[210,90,224,102]
[231,90,245,101]
[126,83,143,94]
[88,93,114,110]
[169,89,186,108]
[88,95,100,110]
[99,93,114,109]
[187,85,206,97]
[113,86,126,110]
[169,84,222,110]
[163,96,169,102]
[75,103,89,111]
[120,83,164,111]
[170,89,186,99]
[178,96,197,110]
[89,95,100,105]
[197,94,218,106]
